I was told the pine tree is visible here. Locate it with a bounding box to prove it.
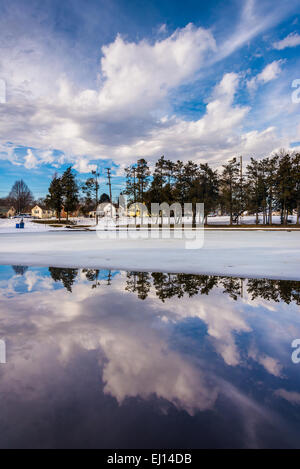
[199,163,219,223]
[61,166,79,221]
[264,156,278,225]
[173,160,188,207]
[292,153,300,225]
[183,161,201,226]
[124,165,138,204]
[246,158,264,224]
[220,158,240,225]
[274,151,294,225]
[45,174,64,220]
[135,158,150,203]
[82,169,100,215]
[147,156,168,205]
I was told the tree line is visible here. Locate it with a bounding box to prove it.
[124,150,300,225]
[2,150,299,224]
[16,265,297,304]
[1,167,110,220]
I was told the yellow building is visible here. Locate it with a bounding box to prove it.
[31,205,54,219]
[0,206,16,218]
[6,207,16,218]
[127,202,149,217]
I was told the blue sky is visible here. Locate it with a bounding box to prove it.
[0,0,299,199]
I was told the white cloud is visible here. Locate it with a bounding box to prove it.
[214,0,296,63]
[274,389,300,405]
[258,60,284,83]
[98,24,216,113]
[273,32,300,50]
[73,159,97,174]
[248,347,283,377]
[24,149,38,169]
[0,10,295,174]
[247,60,284,91]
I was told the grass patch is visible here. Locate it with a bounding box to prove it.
[32,219,76,225]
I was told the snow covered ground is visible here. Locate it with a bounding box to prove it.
[0,217,96,233]
[0,230,299,281]
[206,215,297,225]
[0,215,297,234]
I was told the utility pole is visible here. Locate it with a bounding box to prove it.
[92,166,100,225]
[107,270,112,286]
[106,168,112,218]
[133,167,137,205]
[240,155,243,225]
[95,166,99,207]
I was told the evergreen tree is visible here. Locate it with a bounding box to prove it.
[220,158,240,225]
[274,151,294,224]
[246,158,264,224]
[124,165,138,204]
[61,166,79,221]
[184,161,201,226]
[135,158,150,203]
[292,153,300,225]
[199,163,219,223]
[263,156,278,225]
[99,193,110,203]
[173,160,187,207]
[82,169,100,216]
[45,174,64,220]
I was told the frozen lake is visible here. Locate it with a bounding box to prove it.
[0,230,299,280]
[0,265,299,448]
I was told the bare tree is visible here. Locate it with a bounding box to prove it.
[8,180,34,213]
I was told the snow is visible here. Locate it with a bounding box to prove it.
[0,215,297,234]
[206,215,297,225]
[0,229,299,281]
[0,217,96,233]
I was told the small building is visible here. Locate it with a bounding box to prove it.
[127,202,149,217]
[60,207,80,219]
[31,205,54,219]
[0,206,16,218]
[96,202,117,218]
[0,207,7,218]
[7,207,16,218]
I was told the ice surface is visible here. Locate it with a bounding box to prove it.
[0,229,299,280]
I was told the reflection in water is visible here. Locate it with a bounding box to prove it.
[0,265,299,448]
[12,265,28,276]
[48,267,78,292]
[47,266,300,305]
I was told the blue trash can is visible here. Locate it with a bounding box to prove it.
[16,223,19,229]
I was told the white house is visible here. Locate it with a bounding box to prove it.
[96,202,116,218]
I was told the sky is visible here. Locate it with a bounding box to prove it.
[0,0,300,199]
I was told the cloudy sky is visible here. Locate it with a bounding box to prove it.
[0,0,300,198]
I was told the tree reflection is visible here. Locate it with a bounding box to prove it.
[82,269,101,289]
[48,267,78,292]
[125,272,151,300]
[82,269,113,289]
[126,272,300,305]
[247,279,300,305]
[12,265,28,276]
[46,266,300,305]
[221,277,243,300]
